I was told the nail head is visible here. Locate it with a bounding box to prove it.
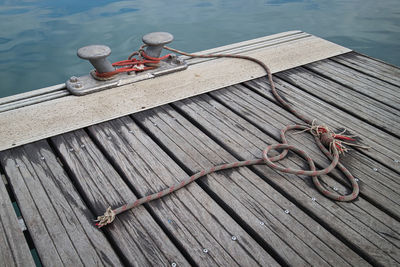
[171,263,177,267]
[231,236,237,241]
[284,209,290,214]
[259,221,265,226]
[203,248,208,253]
[373,167,378,172]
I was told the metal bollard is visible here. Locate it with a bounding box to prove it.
[77,45,115,73]
[142,32,174,58]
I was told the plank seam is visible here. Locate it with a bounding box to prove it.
[302,64,400,112]
[330,53,400,87]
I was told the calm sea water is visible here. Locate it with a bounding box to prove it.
[0,0,399,98]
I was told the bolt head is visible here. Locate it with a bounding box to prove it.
[74,82,83,89]
[203,248,208,253]
[69,76,78,83]
[142,32,174,46]
[77,45,111,60]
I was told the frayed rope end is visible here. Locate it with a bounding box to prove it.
[94,207,115,228]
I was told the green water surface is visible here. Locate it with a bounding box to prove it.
[0,0,399,98]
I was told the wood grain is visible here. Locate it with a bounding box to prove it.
[332,52,400,86]
[0,173,34,266]
[305,59,400,110]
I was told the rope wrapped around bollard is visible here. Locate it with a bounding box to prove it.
[95,46,368,228]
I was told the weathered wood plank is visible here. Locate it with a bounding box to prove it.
[134,105,369,266]
[87,116,278,267]
[179,91,400,264]
[0,174,35,266]
[0,141,123,267]
[51,130,190,266]
[276,67,400,138]
[305,59,400,110]
[332,52,400,86]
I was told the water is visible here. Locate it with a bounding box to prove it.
[0,0,399,98]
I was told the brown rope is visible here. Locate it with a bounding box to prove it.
[95,45,367,228]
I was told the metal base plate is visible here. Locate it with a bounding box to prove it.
[66,56,187,96]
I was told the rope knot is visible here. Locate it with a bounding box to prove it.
[303,119,369,155]
[320,132,334,147]
[95,207,115,228]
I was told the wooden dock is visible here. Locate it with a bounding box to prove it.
[0,33,400,266]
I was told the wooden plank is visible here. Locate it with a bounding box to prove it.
[305,59,400,110]
[204,86,400,266]
[86,116,279,266]
[51,130,190,266]
[134,105,368,266]
[0,141,123,266]
[276,67,400,138]
[0,31,351,151]
[224,81,400,217]
[332,52,400,86]
[0,174,35,266]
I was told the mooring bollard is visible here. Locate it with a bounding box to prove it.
[142,32,174,58]
[77,45,115,73]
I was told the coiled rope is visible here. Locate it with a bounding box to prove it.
[95,45,368,228]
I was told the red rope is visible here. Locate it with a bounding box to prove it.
[94,51,172,78]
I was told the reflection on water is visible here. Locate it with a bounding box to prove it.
[0,0,399,97]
